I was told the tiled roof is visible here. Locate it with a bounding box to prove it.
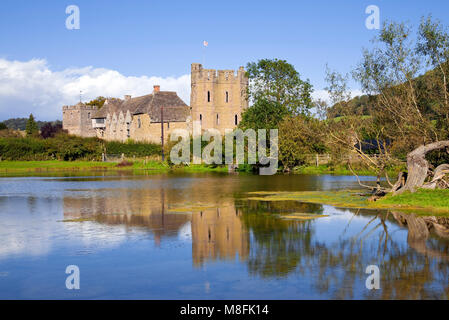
[92,92,189,122]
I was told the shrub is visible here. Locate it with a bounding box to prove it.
[40,123,63,139]
[279,116,327,169]
[105,140,161,157]
[0,133,162,161]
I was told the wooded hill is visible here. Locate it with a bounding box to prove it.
[1,118,62,131]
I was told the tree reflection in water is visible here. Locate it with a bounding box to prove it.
[239,199,449,299]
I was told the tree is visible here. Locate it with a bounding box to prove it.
[279,116,327,169]
[240,59,313,130]
[86,96,106,108]
[25,114,39,136]
[0,122,7,130]
[324,17,449,195]
[239,99,288,131]
[40,122,63,139]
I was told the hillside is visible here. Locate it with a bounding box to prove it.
[1,118,62,131]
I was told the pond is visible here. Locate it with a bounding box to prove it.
[0,172,448,299]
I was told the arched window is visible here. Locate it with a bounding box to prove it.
[138,117,141,128]
[207,91,210,102]
[225,91,229,103]
[235,114,238,125]
[216,114,219,125]
[200,114,202,124]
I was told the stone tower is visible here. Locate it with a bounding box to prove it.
[62,102,97,137]
[190,63,248,134]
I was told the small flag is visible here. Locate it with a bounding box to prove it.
[203,40,208,47]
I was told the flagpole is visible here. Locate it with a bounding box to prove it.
[202,45,205,66]
[203,40,208,66]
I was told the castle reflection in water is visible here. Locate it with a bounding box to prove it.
[63,184,249,267]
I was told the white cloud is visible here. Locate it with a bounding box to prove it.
[0,58,191,121]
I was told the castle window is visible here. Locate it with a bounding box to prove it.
[200,114,202,124]
[167,122,170,129]
[235,114,238,125]
[226,91,228,103]
[216,114,219,125]
[138,117,141,128]
[88,112,91,119]
[207,91,210,102]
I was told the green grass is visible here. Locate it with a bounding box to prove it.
[247,189,449,216]
[0,160,117,171]
[292,164,405,177]
[377,189,449,212]
[0,160,227,175]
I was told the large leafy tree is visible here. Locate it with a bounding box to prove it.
[239,99,288,131]
[239,59,313,130]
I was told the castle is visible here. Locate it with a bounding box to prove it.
[62,63,249,143]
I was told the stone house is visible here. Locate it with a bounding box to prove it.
[91,85,191,143]
[62,63,249,143]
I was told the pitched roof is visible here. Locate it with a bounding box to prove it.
[92,91,189,122]
[91,98,126,119]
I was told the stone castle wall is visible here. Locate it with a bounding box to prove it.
[129,114,191,144]
[62,104,97,137]
[62,63,249,142]
[190,63,249,134]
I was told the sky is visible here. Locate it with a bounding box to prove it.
[1,0,449,120]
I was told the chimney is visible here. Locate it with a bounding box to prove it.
[124,95,131,101]
[153,85,160,93]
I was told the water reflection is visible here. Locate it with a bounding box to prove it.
[1,174,449,299]
[62,186,249,265]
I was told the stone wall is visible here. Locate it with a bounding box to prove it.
[62,103,97,137]
[129,114,191,144]
[190,63,248,134]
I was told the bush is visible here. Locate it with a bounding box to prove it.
[279,116,327,169]
[0,133,163,161]
[105,140,161,157]
[40,123,63,139]
[0,136,48,160]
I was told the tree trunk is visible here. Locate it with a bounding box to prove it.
[396,140,449,193]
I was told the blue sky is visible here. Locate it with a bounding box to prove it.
[1,0,449,120]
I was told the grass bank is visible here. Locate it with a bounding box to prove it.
[0,160,228,175]
[247,189,449,216]
[377,189,449,213]
[292,164,405,177]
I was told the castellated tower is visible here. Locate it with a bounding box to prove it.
[190,63,249,134]
[62,102,97,137]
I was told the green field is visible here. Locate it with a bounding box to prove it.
[378,189,449,212]
[292,164,405,177]
[0,160,228,174]
[246,189,449,216]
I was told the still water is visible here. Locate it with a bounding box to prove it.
[0,172,448,299]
